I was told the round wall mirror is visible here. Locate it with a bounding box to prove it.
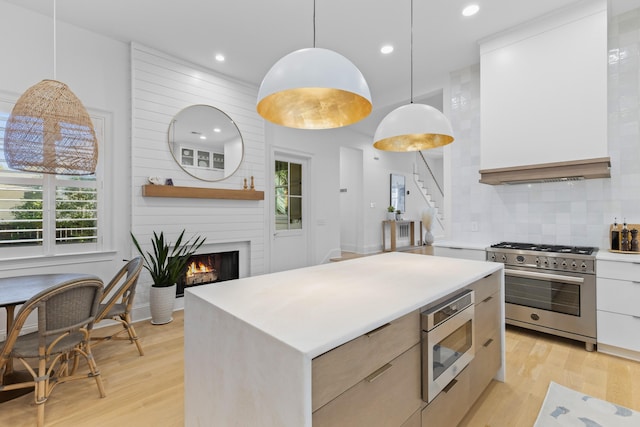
[168,104,244,181]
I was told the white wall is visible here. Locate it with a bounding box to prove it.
[0,2,131,333]
[340,146,363,253]
[131,45,267,309]
[266,122,432,260]
[446,7,640,249]
[0,2,440,335]
[335,130,434,254]
[266,125,343,264]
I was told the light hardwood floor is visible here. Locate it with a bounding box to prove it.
[2,302,640,426]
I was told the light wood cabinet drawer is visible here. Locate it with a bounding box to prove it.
[475,290,501,348]
[400,408,422,427]
[597,259,640,281]
[597,277,640,316]
[467,271,501,304]
[597,310,640,352]
[469,330,501,406]
[312,344,422,427]
[312,310,419,411]
[421,362,471,427]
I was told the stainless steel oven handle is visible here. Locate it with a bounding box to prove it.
[505,269,584,284]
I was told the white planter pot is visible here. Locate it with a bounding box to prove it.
[386,212,396,220]
[150,284,176,325]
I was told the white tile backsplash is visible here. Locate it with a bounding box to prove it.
[448,7,640,250]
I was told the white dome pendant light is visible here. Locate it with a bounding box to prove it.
[257,0,372,129]
[373,0,454,151]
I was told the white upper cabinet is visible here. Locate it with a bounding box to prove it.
[479,0,609,183]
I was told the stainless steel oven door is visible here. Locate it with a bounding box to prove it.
[422,304,474,403]
[504,267,596,340]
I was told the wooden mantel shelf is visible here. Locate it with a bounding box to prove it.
[142,184,264,200]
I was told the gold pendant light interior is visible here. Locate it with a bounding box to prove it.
[257,86,372,130]
[373,132,454,152]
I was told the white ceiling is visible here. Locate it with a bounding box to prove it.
[4,0,639,138]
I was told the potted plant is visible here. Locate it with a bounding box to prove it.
[386,205,396,220]
[131,229,205,325]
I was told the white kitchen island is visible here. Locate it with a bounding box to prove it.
[184,252,504,426]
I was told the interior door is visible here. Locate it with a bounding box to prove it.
[270,153,309,273]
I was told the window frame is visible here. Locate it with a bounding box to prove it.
[0,92,107,260]
[274,159,303,233]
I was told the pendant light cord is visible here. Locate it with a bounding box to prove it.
[313,0,316,48]
[410,0,414,104]
[53,0,57,80]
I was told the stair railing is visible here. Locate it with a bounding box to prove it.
[414,151,445,233]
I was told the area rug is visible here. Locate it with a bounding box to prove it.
[534,381,639,426]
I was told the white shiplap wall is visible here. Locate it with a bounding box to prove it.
[131,44,266,285]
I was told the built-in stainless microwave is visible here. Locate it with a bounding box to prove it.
[421,290,475,403]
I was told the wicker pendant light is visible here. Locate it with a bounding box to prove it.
[4,80,98,175]
[3,0,98,175]
[373,0,454,152]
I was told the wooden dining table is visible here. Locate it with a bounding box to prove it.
[0,273,101,402]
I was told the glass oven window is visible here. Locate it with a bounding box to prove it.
[432,320,472,381]
[505,276,580,316]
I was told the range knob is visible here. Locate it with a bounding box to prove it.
[502,255,507,262]
[543,259,549,266]
[535,257,540,265]
[561,260,568,268]
[581,262,587,270]
[552,259,558,266]
[571,261,577,269]
[489,253,496,261]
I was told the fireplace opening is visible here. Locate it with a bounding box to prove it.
[176,250,239,297]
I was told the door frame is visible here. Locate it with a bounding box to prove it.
[268,148,313,273]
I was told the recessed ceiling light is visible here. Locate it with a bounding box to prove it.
[215,53,225,62]
[380,45,394,54]
[199,135,207,140]
[213,128,221,133]
[462,4,480,17]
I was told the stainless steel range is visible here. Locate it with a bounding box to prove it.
[486,242,597,351]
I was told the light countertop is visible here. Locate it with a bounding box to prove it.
[432,240,492,251]
[187,251,502,358]
[596,250,640,262]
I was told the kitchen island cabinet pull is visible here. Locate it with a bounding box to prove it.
[483,338,494,348]
[365,322,391,337]
[442,378,458,393]
[365,363,392,383]
[482,295,493,303]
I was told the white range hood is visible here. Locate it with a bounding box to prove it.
[478,0,610,185]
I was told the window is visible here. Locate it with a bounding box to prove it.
[0,96,104,257]
[275,160,302,231]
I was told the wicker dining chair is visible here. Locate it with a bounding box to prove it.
[92,257,144,356]
[0,276,106,427]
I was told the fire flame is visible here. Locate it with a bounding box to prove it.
[186,261,214,277]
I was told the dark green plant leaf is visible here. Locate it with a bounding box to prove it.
[131,229,206,287]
